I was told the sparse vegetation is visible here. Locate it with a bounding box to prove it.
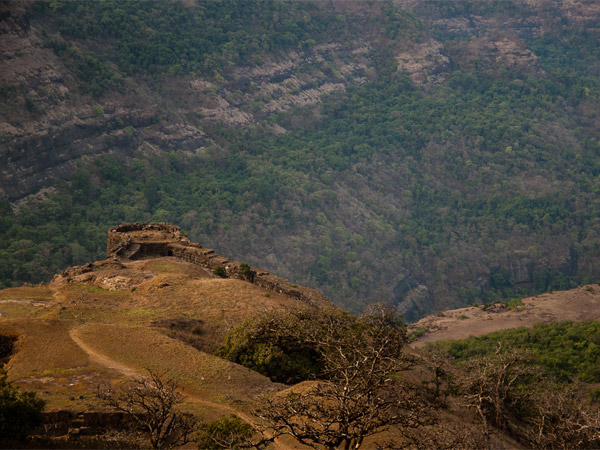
[506,298,525,311]
[98,368,197,450]
[0,368,45,443]
[239,263,252,279]
[408,326,429,342]
[213,266,227,278]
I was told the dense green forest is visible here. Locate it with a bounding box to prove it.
[426,321,600,383]
[36,0,340,78]
[1,0,600,318]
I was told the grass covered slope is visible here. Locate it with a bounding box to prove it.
[1,0,600,318]
[2,248,600,448]
[0,256,315,412]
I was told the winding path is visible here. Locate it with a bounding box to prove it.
[68,327,293,450]
[69,328,139,378]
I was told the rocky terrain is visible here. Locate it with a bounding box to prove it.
[0,1,370,202]
[411,283,600,347]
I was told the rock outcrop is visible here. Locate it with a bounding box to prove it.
[103,223,330,308]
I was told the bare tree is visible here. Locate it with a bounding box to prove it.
[255,304,428,450]
[525,381,600,449]
[461,344,538,443]
[98,368,197,449]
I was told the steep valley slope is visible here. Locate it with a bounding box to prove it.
[2,0,600,319]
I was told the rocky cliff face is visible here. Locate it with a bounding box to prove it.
[0,2,209,201]
[3,0,596,203]
[0,1,372,202]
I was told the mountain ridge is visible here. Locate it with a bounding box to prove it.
[2,0,600,319]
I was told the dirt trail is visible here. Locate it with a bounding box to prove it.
[69,328,139,378]
[68,327,293,450]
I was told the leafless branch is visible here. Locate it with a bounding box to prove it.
[98,368,197,449]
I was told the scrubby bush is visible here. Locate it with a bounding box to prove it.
[197,415,253,450]
[239,263,252,279]
[217,308,328,383]
[0,368,45,442]
[213,266,227,278]
[217,305,407,385]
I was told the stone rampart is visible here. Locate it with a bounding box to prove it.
[106,223,330,307]
[39,410,143,437]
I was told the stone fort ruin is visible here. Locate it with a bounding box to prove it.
[107,222,328,307]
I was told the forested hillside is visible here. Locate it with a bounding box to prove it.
[1,0,599,319]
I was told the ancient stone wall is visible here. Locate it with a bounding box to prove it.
[107,222,184,256]
[106,223,330,308]
[39,410,143,438]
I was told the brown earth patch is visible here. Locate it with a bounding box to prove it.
[411,284,600,347]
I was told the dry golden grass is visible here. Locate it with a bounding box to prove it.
[72,323,278,404]
[0,286,55,320]
[0,318,110,409]
[0,257,292,416]
[1,319,88,377]
[0,286,54,300]
[137,257,211,278]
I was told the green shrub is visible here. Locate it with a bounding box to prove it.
[407,327,428,342]
[216,308,325,384]
[0,368,45,442]
[213,266,227,278]
[197,415,253,450]
[92,104,104,117]
[24,96,37,113]
[426,321,600,382]
[239,263,252,279]
[506,298,525,310]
